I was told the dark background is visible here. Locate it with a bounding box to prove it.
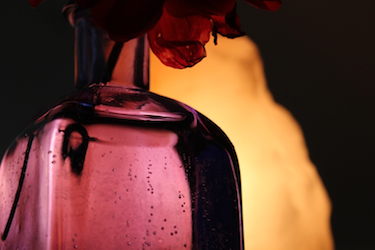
[1,1,374,249]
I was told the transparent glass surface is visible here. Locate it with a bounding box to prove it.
[0,85,242,249]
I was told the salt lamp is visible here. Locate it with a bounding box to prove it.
[151,35,334,250]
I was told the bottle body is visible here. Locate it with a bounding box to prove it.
[0,85,242,249]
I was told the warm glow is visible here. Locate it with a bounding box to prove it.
[150,35,334,249]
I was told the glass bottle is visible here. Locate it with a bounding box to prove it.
[0,4,243,249]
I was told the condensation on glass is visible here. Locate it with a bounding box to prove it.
[0,3,243,249]
[0,85,243,249]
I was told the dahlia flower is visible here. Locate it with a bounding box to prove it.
[29,0,281,68]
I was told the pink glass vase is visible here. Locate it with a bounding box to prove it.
[0,4,243,249]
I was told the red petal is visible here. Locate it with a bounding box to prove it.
[88,0,165,42]
[244,0,282,11]
[211,6,244,39]
[165,0,235,17]
[29,0,44,7]
[148,9,212,69]
[76,0,100,9]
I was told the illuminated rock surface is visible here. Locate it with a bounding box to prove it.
[151,35,334,250]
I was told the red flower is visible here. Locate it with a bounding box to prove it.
[29,0,281,68]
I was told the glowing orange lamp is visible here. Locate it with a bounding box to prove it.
[151,35,334,250]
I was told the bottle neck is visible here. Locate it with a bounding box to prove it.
[65,3,149,90]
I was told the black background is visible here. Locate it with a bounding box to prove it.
[1,1,374,249]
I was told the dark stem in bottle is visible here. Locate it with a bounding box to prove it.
[1,134,34,241]
[64,2,150,90]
